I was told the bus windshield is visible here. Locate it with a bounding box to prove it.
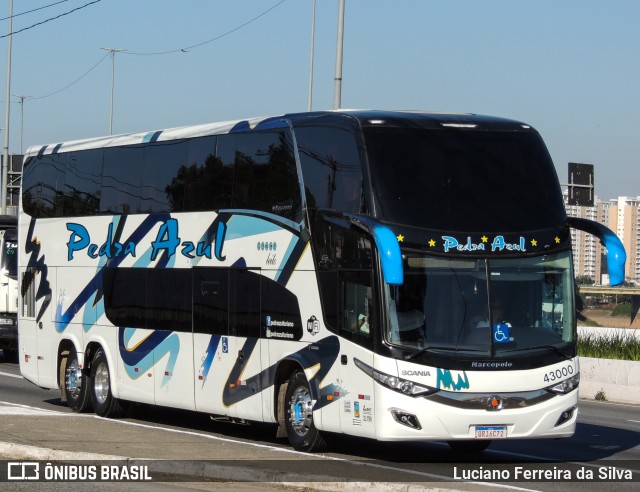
[364,126,565,232]
[1,237,17,277]
[384,251,574,356]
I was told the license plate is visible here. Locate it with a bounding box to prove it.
[474,425,507,439]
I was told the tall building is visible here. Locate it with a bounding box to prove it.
[566,194,640,284]
[608,196,640,282]
[565,194,610,284]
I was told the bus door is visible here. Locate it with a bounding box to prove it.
[337,270,376,438]
[227,268,263,421]
[19,261,55,386]
[192,268,263,421]
[193,268,229,415]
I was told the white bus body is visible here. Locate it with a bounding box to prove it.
[18,111,624,452]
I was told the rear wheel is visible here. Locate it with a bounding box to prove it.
[283,370,328,453]
[90,349,126,418]
[64,348,92,412]
[448,440,491,453]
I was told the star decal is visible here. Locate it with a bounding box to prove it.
[481,236,488,243]
[531,239,537,247]
[555,236,561,244]
[428,239,436,247]
[397,234,404,242]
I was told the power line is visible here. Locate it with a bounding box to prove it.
[0,0,102,39]
[0,0,73,22]
[8,0,288,101]
[126,0,288,56]
[31,52,110,100]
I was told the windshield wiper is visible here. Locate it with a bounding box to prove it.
[405,345,484,361]
[502,344,572,361]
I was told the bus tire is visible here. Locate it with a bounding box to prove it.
[90,349,126,418]
[284,370,328,453]
[63,347,92,412]
[448,440,491,453]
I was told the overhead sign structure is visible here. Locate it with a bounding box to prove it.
[567,162,594,207]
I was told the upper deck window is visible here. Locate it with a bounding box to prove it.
[295,126,365,214]
[364,126,565,232]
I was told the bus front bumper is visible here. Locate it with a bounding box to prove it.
[374,388,578,441]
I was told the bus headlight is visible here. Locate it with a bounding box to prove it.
[545,374,580,394]
[354,357,438,397]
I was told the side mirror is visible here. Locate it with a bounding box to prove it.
[567,217,626,286]
[344,214,404,285]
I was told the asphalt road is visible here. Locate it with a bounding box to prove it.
[0,352,639,492]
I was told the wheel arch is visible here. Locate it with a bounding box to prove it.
[272,357,304,422]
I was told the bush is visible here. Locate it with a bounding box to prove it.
[578,332,640,361]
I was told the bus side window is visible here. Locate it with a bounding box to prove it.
[217,130,302,222]
[295,126,365,214]
[343,278,371,336]
[21,154,66,218]
[101,146,144,214]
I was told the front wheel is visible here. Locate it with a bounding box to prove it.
[283,370,328,453]
[90,349,126,418]
[448,440,491,453]
[64,347,92,412]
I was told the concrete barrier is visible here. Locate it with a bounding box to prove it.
[577,326,640,404]
[579,357,640,404]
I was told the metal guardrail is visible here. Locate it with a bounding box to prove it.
[579,286,640,295]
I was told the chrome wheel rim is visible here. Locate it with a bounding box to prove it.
[65,359,82,399]
[93,362,110,405]
[288,386,313,437]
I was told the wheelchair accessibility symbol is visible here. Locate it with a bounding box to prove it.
[493,323,511,344]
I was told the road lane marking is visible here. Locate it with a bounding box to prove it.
[98,417,541,491]
[0,401,67,416]
[0,370,23,379]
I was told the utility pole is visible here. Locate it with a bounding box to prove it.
[308,0,316,112]
[13,95,31,154]
[332,0,345,110]
[2,0,14,215]
[101,48,125,135]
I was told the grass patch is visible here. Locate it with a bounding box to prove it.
[611,304,632,317]
[578,332,640,361]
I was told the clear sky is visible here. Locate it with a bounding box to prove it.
[1,0,639,201]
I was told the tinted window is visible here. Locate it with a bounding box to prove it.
[165,136,222,212]
[142,140,188,213]
[103,267,147,328]
[103,267,191,331]
[63,149,102,216]
[218,130,302,221]
[21,154,66,217]
[193,268,229,335]
[2,232,17,276]
[146,269,192,331]
[22,130,301,219]
[230,269,261,338]
[365,127,565,231]
[295,126,364,213]
[101,147,144,214]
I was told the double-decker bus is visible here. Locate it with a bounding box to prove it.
[18,110,625,453]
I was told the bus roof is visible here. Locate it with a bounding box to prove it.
[24,110,532,158]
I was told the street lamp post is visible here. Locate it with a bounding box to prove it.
[2,0,14,215]
[308,0,316,112]
[13,95,31,154]
[101,48,125,135]
[333,0,345,110]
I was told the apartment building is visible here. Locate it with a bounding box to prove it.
[608,196,640,282]
[566,194,640,284]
